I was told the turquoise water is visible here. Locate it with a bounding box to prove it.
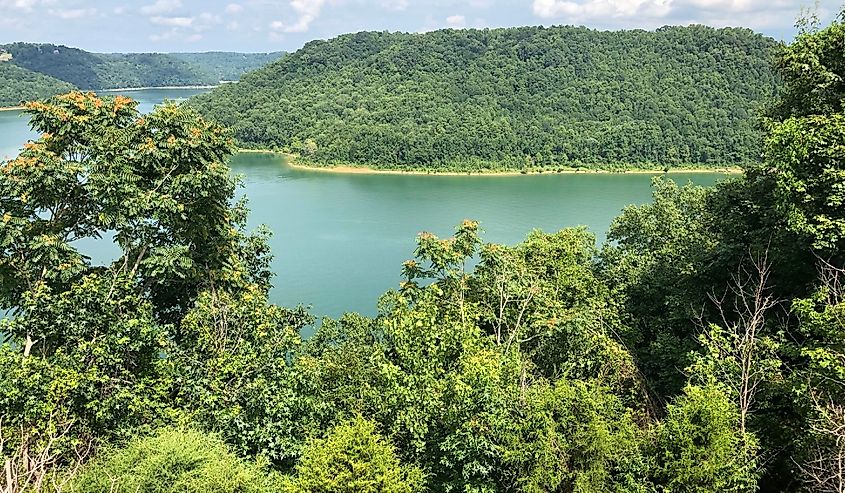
[0,88,728,318]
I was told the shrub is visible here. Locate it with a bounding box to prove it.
[284,416,425,493]
[68,428,278,493]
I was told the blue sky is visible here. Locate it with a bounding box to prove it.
[0,0,840,53]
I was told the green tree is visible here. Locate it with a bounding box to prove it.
[0,92,270,490]
[761,114,845,257]
[0,91,260,324]
[655,384,759,492]
[766,9,845,121]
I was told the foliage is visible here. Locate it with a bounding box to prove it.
[0,43,282,92]
[503,379,651,493]
[168,288,311,465]
[766,9,845,121]
[1,43,215,90]
[170,52,285,82]
[6,13,845,492]
[762,113,845,257]
[0,91,256,320]
[602,177,720,397]
[190,25,778,171]
[0,62,75,107]
[68,428,279,493]
[284,417,424,493]
[0,92,269,491]
[0,273,166,492]
[655,384,759,492]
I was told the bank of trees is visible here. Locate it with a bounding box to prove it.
[0,43,284,104]
[1,12,845,493]
[191,25,779,171]
[170,52,285,82]
[0,61,75,107]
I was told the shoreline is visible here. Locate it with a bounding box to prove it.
[1,86,216,111]
[98,85,219,92]
[239,149,743,176]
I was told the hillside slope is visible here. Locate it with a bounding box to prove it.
[2,43,215,89]
[0,60,76,107]
[170,52,285,82]
[0,44,281,91]
[190,25,780,170]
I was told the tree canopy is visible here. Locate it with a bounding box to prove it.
[191,25,779,171]
[0,43,284,104]
[0,60,76,107]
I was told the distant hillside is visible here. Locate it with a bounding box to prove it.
[0,43,282,93]
[2,43,214,89]
[170,52,284,82]
[0,59,75,107]
[190,25,781,170]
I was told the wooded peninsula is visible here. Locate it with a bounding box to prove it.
[191,25,779,172]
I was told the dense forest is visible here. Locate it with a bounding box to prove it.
[2,43,216,89]
[0,60,75,107]
[2,13,845,493]
[0,43,284,105]
[170,52,285,82]
[190,25,780,171]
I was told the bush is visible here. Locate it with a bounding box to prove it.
[284,416,425,493]
[68,428,278,493]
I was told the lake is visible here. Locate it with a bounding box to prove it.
[1,88,727,318]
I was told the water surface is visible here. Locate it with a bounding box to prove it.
[0,88,727,318]
[232,153,724,317]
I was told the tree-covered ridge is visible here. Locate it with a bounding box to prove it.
[190,25,779,171]
[0,61,75,107]
[0,43,283,91]
[2,43,214,89]
[170,52,285,82]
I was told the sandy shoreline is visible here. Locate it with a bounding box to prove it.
[238,149,743,176]
[0,106,24,112]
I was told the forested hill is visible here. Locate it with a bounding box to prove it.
[170,52,285,82]
[0,59,76,107]
[190,25,780,170]
[0,43,284,93]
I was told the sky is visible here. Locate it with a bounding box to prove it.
[0,0,841,53]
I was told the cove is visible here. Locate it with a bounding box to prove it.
[0,88,728,318]
[232,152,725,317]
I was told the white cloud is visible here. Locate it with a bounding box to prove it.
[225,3,243,14]
[531,0,808,26]
[48,8,97,19]
[195,12,222,30]
[150,15,194,27]
[446,14,466,27]
[140,0,182,16]
[0,0,53,11]
[532,0,672,20]
[186,33,203,42]
[380,0,409,10]
[269,0,328,33]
